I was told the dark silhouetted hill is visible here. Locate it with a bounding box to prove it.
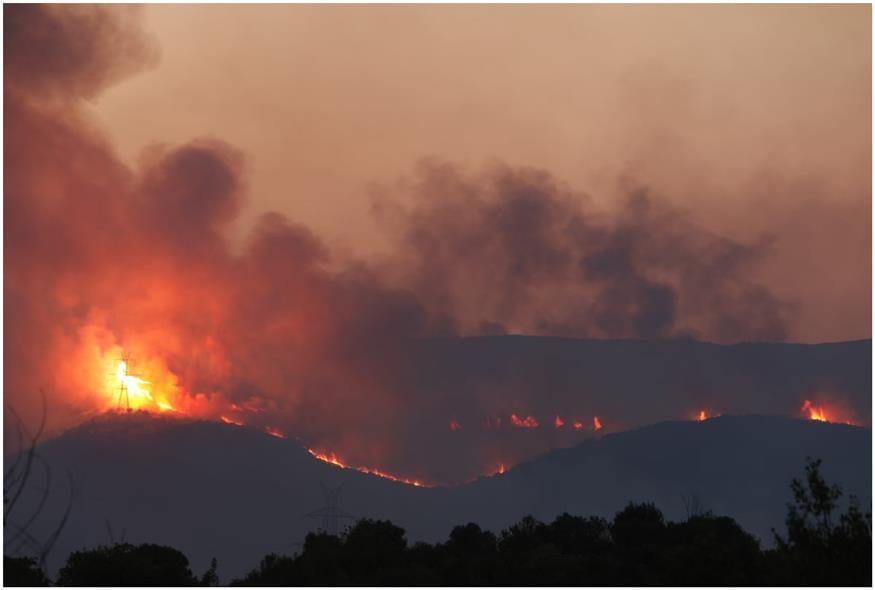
[9,411,870,581]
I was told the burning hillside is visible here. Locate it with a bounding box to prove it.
[4,6,870,487]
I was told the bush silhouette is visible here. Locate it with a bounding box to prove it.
[56,543,199,586]
[4,556,51,586]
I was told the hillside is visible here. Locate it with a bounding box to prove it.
[7,412,870,581]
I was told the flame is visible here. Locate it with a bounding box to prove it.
[593,416,602,431]
[113,360,153,407]
[449,420,462,431]
[264,426,286,439]
[156,400,176,412]
[572,420,584,430]
[511,414,539,428]
[220,415,243,426]
[800,399,857,425]
[307,448,430,488]
[554,415,564,428]
[498,463,505,474]
[100,348,189,415]
[802,399,831,422]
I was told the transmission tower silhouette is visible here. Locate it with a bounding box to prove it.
[305,483,354,536]
[114,352,138,412]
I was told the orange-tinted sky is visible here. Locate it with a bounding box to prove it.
[5,3,872,482]
[90,5,871,343]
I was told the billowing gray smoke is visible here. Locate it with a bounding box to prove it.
[5,5,867,486]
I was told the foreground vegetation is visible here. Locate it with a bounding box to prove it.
[5,459,871,586]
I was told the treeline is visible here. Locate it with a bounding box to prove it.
[5,459,871,586]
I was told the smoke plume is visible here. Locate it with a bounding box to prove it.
[5,6,863,485]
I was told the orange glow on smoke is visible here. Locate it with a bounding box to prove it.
[449,420,461,431]
[554,415,564,428]
[511,414,539,428]
[307,448,430,488]
[593,416,602,431]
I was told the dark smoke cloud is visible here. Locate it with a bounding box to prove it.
[4,4,158,102]
[7,5,849,487]
[374,160,787,342]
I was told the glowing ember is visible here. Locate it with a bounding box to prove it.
[220,415,243,426]
[449,420,462,431]
[801,400,828,422]
[511,414,539,428]
[593,416,602,431]
[307,448,430,488]
[572,420,584,430]
[554,415,564,428]
[264,426,286,438]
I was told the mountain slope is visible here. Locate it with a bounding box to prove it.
[7,412,870,581]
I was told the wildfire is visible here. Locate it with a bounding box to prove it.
[264,426,286,439]
[156,400,176,412]
[554,415,564,428]
[801,400,828,422]
[572,420,584,430]
[510,414,539,428]
[104,357,178,414]
[593,416,602,431]
[114,360,152,405]
[307,448,430,488]
[220,415,243,426]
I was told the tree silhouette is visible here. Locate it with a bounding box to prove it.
[769,457,871,585]
[4,392,74,578]
[56,543,200,586]
[3,556,51,586]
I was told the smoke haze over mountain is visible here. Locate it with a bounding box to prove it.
[4,5,871,485]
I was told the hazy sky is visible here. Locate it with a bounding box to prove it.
[88,4,870,342]
[5,2,872,480]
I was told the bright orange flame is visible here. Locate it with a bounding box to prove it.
[593,416,602,431]
[265,426,286,438]
[307,448,430,488]
[698,410,707,421]
[449,420,461,431]
[572,420,584,430]
[113,360,153,408]
[156,400,176,412]
[802,400,828,422]
[220,415,243,426]
[101,349,186,415]
[554,415,564,428]
[511,414,539,428]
